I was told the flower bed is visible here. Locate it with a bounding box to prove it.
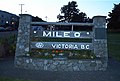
[29,49,96,59]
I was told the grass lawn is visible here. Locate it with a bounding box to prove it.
[107,33,120,61]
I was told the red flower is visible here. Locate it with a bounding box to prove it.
[60,50,63,52]
[56,50,59,53]
[52,50,55,53]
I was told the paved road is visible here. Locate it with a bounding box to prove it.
[0,57,120,81]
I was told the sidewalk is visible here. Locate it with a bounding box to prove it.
[0,57,120,81]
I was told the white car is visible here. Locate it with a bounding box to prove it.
[0,27,6,32]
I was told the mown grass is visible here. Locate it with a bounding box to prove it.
[107,33,120,61]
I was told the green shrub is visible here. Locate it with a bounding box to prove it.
[0,35,17,58]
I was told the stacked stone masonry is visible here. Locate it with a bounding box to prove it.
[15,57,107,71]
[15,14,108,71]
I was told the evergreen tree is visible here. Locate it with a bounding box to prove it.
[107,3,120,30]
[57,1,87,22]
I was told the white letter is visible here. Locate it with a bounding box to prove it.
[43,31,51,37]
[52,44,56,48]
[57,44,61,48]
[69,44,73,49]
[64,32,70,37]
[81,45,85,49]
[52,31,55,37]
[74,45,78,49]
[74,32,81,37]
[65,44,69,49]
[56,32,62,37]
[62,44,65,48]
[86,45,89,49]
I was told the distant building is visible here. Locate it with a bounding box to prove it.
[0,10,19,29]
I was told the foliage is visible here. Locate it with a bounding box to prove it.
[29,49,95,59]
[107,33,120,61]
[0,35,17,57]
[32,16,45,22]
[107,3,120,30]
[31,37,92,42]
[57,1,89,22]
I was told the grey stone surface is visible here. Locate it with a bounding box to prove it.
[94,28,107,39]
[14,15,108,71]
[15,57,107,71]
[15,14,31,57]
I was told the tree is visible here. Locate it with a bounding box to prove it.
[32,16,45,22]
[107,3,120,30]
[57,1,87,22]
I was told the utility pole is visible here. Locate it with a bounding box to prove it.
[19,4,24,14]
[45,16,48,21]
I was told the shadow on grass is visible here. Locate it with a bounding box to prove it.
[107,33,120,61]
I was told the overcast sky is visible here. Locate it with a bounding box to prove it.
[0,0,120,21]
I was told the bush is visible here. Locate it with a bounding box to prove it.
[0,42,5,57]
[0,35,17,58]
